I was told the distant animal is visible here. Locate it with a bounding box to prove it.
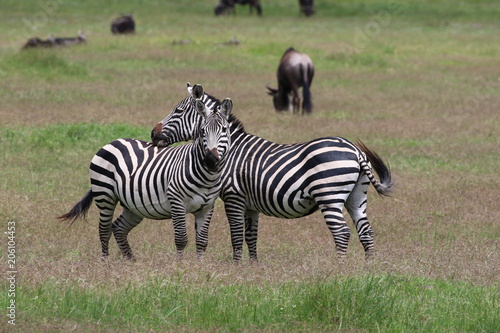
[59,96,233,260]
[266,47,314,114]
[22,32,86,49]
[49,31,86,46]
[299,0,315,16]
[219,37,240,46]
[151,83,394,262]
[214,0,262,16]
[22,37,54,49]
[111,14,135,34]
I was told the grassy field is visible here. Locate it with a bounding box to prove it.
[1,0,499,332]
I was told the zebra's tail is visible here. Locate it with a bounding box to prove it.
[356,140,394,197]
[58,188,93,225]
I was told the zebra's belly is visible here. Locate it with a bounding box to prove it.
[122,190,217,220]
[125,198,173,220]
[251,195,319,219]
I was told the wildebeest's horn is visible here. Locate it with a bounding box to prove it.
[266,84,278,95]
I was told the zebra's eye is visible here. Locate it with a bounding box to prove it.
[199,128,206,136]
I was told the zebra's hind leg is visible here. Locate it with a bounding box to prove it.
[225,200,246,262]
[318,202,351,259]
[194,206,215,257]
[345,177,374,260]
[111,208,143,260]
[96,200,118,258]
[245,210,260,262]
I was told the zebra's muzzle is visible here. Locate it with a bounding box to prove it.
[151,123,172,147]
[204,148,220,172]
[155,138,172,148]
[151,134,172,148]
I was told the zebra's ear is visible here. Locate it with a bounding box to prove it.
[186,82,192,94]
[219,98,232,118]
[192,84,204,99]
[195,99,209,118]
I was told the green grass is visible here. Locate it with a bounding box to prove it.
[1,51,89,80]
[10,275,498,332]
[2,123,148,152]
[1,123,149,194]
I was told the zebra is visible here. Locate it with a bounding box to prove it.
[152,83,220,148]
[59,97,233,260]
[151,84,394,262]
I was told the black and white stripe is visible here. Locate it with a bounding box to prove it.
[60,98,233,259]
[151,85,394,261]
[152,83,220,148]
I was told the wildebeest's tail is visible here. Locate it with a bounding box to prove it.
[58,189,93,225]
[301,63,313,114]
[356,140,394,196]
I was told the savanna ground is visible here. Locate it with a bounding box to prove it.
[1,0,499,332]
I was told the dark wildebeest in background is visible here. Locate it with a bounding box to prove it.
[299,0,315,17]
[22,32,86,49]
[50,31,86,46]
[111,15,135,34]
[299,0,314,16]
[214,0,262,16]
[267,47,314,115]
[22,37,55,49]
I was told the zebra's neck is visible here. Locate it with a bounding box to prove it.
[228,113,245,140]
[192,138,225,177]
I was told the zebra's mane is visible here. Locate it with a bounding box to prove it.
[228,112,245,134]
[204,91,221,107]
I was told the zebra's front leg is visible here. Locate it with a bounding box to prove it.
[111,209,143,260]
[225,201,246,262]
[194,205,215,258]
[171,205,188,259]
[245,210,260,262]
[319,204,351,259]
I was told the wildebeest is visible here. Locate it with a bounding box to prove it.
[111,14,135,34]
[22,37,54,49]
[49,31,86,46]
[267,47,314,114]
[299,0,315,17]
[22,32,86,49]
[214,0,262,16]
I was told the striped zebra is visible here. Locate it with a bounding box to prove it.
[151,84,394,262]
[152,83,220,148]
[59,97,233,259]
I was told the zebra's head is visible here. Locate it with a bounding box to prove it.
[151,83,220,147]
[194,97,232,172]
